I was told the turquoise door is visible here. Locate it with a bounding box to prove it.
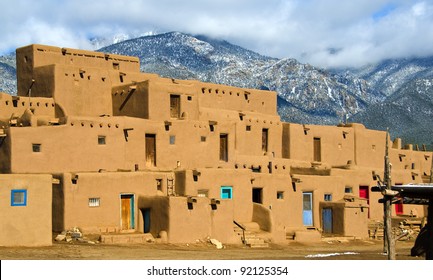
[303,192,313,226]
[142,208,151,233]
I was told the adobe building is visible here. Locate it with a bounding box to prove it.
[0,44,431,246]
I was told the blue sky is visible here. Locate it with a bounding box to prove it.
[1,0,433,68]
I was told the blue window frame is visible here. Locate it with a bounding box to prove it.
[220,186,233,199]
[11,189,27,206]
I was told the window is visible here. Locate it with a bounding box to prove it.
[197,189,208,198]
[220,186,233,199]
[98,135,106,145]
[277,191,284,200]
[220,134,228,162]
[156,179,163,191]
[88,198,100,207]
[324,194,332,201]
[11,189,27,206]
[200,136,207,142]
[246,125,251,131]
[345,187,353,193]
[32,143,41,153]
[169,135,176,145]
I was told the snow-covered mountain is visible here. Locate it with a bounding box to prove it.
[0,54,16,95]
[100,32,383,125]
[0,31,432,147]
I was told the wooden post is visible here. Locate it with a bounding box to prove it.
[384,131,396,260]
[426,200,433,260]
[427,153,433,260]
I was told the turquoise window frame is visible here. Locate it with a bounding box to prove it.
[11,189,27,206]
[220,186,233,199]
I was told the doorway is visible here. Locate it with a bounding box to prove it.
[303,192,313,226]
[359,186,370,218]
[252,188,263,204]
[141,208,151,233]
[322,208,333,233]
[145,134,156,167]
[120,194,135,231]
[170,95,181,119]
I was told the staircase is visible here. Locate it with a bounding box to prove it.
[233,222,269,248]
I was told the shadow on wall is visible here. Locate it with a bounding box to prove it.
[252,203,273,232]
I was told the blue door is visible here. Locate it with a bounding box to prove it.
[142,208,151,233]
[322,208,333,233]
[303,192,313,226]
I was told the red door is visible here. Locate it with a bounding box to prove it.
[359,186,370,218]
[395,202,403,215]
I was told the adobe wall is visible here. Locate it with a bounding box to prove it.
[198,84,277,116]
[57,171,174,233]
[177,168,254,222]
[0,174,52,246]
[282,123,355,165]
[0,93,55,123]
[165,196,238,244]
[16,44,139,96]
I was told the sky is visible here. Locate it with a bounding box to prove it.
[1,0,433,68]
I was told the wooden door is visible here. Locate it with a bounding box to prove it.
[220,134,228,162]
[395,202,404,215]
[262,129,268,153]
[170,95,180,118]
[145,134,156,167]
[313,138,321,162]
[359,186,370,218]
[121,195,134,230]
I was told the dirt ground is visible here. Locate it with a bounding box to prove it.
[0,238,425,260]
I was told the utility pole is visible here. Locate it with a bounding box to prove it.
[428,153,433,260]
[383,131,396,260]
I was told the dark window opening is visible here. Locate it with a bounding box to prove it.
[32,143,41,153]
[252,188,263,204]
[246,125,251,131]
[98,135,106,145]
[156,179,163,191]
[277,191,284,200]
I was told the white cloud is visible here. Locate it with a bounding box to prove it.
[1,0,433,68]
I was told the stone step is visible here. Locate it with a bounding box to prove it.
[246,242,269,248]
[100,233,155,244]
[245,238,266,244]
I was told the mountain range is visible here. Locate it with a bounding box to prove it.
[0,32,432,148]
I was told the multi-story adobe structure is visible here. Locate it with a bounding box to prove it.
[0,44,431,247]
